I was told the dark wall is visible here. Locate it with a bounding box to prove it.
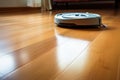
[52,0,117,9]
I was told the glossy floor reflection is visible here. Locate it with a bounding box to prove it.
[55,34,90,70]
[0,55,16,75]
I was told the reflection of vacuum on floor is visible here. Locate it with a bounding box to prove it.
[54,12,107,29]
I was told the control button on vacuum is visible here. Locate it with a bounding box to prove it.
[75,14,79,16]
[81,14,87,16]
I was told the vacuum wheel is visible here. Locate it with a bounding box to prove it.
[98,24,107,29]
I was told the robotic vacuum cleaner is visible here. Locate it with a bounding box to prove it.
[54,12,106,28]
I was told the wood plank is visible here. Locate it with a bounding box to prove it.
[1,25,100,79]
[54,25,120,80]
[0,12,55,57]
[117,57,120,80]
[0,26,100,79]
[0,29,55,57]
[0,36,56,76]
[1,36,90,80]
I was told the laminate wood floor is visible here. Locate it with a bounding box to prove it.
[0,9,120,80]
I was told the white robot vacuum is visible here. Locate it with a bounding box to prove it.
[54,12,106,28]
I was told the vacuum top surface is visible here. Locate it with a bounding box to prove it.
[55,12,101,19]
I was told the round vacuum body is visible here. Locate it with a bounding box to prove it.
[54,12,102,27]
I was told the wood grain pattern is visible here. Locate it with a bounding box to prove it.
[117,55,120,80]
[0,9,120,80]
